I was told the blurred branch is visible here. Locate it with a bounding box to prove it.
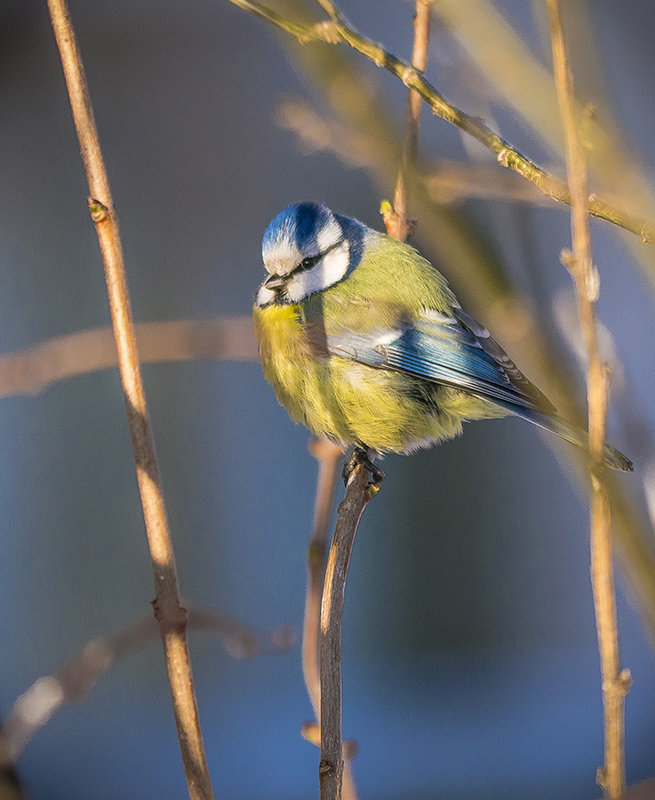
[302,439,343,721]
[1,609,294,765]
[429,0,655,289]
[320,464,376,800]
[617,778,655,800]
[46,2,214,798]
[385,0,431,240]
[278,99,564,207]
[0,317,257,399]
[0,733,25,800]
[547,2,630,797]
[225,0,655,241]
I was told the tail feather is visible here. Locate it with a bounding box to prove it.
[506,406,633,472]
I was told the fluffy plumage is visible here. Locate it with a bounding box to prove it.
[253,201,633,471]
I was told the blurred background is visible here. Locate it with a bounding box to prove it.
[1,0,655,797]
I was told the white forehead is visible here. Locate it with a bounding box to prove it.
[263,240,303,277]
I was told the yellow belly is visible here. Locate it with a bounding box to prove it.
[253,303,503,453]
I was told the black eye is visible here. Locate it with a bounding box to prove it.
[300,255,319,271]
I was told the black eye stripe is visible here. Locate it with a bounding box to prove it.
[290,238,344,278]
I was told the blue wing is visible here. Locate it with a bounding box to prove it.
[325,306,556,415]
[322,306,634,471]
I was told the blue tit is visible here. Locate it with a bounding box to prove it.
[253,201,633,475]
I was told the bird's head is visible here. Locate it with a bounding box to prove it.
[256,202,367,306]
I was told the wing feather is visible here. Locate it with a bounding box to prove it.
[325,306,556,415]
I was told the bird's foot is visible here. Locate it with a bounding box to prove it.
[342,448,385,489]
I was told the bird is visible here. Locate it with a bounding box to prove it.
[253,201,633,481]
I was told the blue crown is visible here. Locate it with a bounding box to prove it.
[262,201,335,257]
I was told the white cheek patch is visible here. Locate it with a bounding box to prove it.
[286,239,351,302]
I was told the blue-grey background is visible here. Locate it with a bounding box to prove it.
[1,0,654,798]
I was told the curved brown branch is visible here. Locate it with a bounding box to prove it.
[303,438,343,721]
[225,0,655,241]
[317,8,427,798]
[2,609,294,765]
[46,2,215,797]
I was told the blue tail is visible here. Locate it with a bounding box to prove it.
[505,406,633,472]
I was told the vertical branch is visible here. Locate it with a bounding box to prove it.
[388,0,432,241]
[304,439,360,800]
[46,3,215,799]
[304,438,359,800]
[319,465,375,800]
[546,3,631,799]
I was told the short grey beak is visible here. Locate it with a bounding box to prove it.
[264,274,286,290]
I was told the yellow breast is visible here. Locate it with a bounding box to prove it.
[253,303,340,437]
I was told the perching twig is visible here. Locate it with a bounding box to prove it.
[2,609,294,765]
[546,2,631,798]
[225,0,655,241]
[46,2,215,798]
[301,439,360,800]
[320,464,375,800]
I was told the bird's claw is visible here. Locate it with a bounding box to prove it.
[342,448,385,489]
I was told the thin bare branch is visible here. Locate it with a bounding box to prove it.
[546,2,630,798]
[225,0,655,241]
[386,0,431,240]
[46,2,214,797]
[277,98,568,207]
[2,609,294,765]
[301,439,359,799]
[225,0,312,37]
[320,464,375,800]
